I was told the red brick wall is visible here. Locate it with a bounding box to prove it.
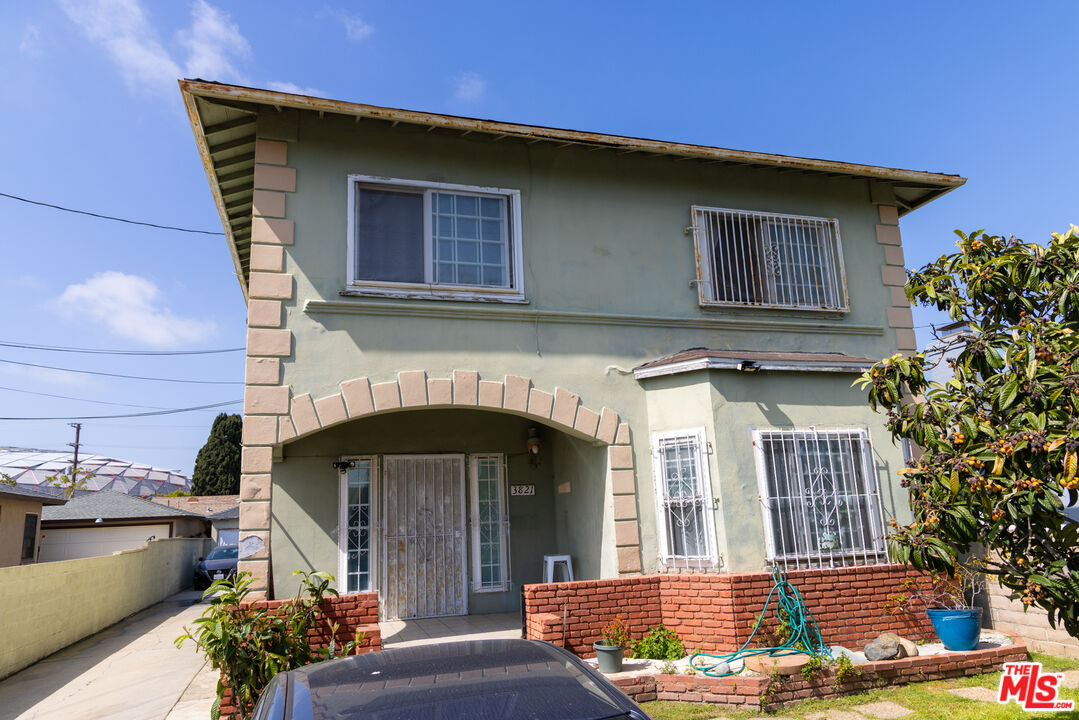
[522,576,662,656]
[611,637,1028,710]
[218,592,380,720]
[524,565,938,657]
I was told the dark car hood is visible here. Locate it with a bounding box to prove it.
[296,640,635,720]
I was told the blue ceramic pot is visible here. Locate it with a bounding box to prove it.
[593,642,624,673]
[926,607,983,651]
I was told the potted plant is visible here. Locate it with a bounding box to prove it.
[594,615,630,673]
[920,561,986,651]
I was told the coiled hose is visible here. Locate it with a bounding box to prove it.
[689,566,831,677]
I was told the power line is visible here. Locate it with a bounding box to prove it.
[0,340,244,356]
[0,399,242,421]
[0,191,225,235]
[0,385,167,409]
[0,358,243,385]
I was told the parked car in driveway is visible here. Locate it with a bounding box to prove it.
[192,545,238,590]
[249,638,651,719]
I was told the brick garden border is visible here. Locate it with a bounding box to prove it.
[612,636,1028,711]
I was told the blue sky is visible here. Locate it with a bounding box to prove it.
[0,2,1075,477]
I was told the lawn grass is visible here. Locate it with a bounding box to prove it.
[641,653,1079,720]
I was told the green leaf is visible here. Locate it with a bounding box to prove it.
[999,379,1019,409]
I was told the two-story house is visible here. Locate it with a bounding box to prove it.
[180,80,963,622]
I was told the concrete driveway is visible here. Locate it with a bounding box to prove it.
[0,590,216,720]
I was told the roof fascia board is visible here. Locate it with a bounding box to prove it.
[179,81,250,301]
[633,357,873,380]
[179,81,965,191]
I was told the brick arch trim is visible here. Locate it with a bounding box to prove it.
[276,370,628,446]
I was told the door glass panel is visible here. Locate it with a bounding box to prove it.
[344,461,372,592]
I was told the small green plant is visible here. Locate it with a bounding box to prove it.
[176,570,362,719]
[627,624,685,660]
[800,652,825,681]
[0,473,15,486]
[832,652,863,689]
[759,668,783,708]
[599,614,631,648]
[660,660,677,674]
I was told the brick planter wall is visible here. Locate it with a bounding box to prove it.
[611,637,1028,711]
[218,592,380,720]
[523,565,937,657]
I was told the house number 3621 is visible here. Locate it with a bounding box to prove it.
[510,485,535,496]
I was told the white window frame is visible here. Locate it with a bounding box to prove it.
[690,205,849,312]
[651,428,718,568]
[752,427,888,569]
[337,455,378,594]
[345,174,525,303]
[469,453,510,592]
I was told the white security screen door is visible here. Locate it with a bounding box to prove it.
[381,455,467,619]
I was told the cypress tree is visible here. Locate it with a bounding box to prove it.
[190,413,243,495]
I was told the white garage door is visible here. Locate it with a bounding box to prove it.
[38,524,170,562]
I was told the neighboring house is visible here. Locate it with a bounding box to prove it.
[180,80,964,619]
[39,491,209,562]
[0,448,191,497]
[0,484,66,567]
[208,506,240,546]
[150,494,240,544]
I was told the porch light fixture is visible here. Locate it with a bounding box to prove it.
[332,460,356,471]
[527,427,542,466]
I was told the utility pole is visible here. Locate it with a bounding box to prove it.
[68,422,81,478]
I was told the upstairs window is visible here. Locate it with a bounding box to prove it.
[753,429,886,569]
[691,207,848,311]
[347,175,523,301]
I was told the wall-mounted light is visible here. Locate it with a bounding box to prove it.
[736,360,760,372]
[332,460,356,471]
[526,427,542,466]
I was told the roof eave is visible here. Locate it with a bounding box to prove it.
[178,80,966,189]
[179,80,250,300]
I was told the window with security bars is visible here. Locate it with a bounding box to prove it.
[339,459,374,592]
[692,206,848,311]
[651,429,716,567]
[753,429,886,569]
[471,455,509,591]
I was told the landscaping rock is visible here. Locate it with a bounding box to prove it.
[711,661,732,675]
[825,711,873,720]
[895,637,919,658]
[744,653,811,676]
[864,633,902,661]
[853,700,914,718]
[1060,670,1079,689]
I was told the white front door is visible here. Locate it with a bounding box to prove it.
[381,455,467,620]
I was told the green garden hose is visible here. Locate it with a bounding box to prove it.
[688,566,831,677]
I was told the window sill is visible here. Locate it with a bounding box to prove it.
[472,585,511,594]
[341,283,528,304]
[697,300,850,314]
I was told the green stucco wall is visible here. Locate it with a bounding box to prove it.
[262,108,910,593]
[272,409,565,608]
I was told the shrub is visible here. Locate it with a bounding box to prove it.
[176,570,361,719]
[627,624,685,660]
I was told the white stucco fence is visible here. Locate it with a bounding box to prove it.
[0,537,214,680]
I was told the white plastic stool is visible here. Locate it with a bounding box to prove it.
[543,554,574,583]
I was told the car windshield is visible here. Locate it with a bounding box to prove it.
[207,547,237,560]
